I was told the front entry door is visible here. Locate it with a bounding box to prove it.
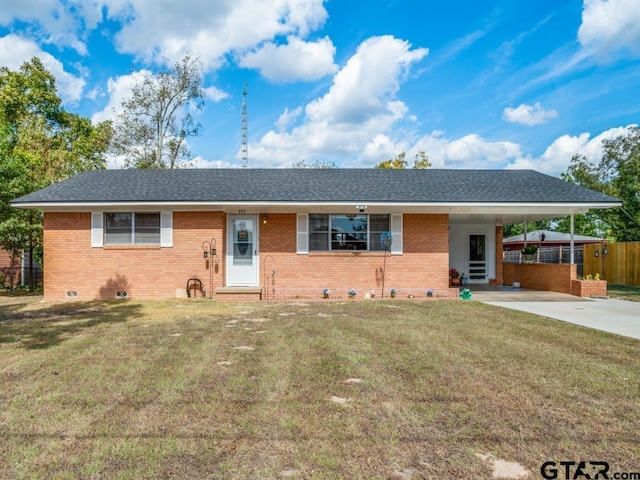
[468,234,487,283]
[227,215,258,285]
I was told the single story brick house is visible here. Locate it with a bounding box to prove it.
[11,168,619,300]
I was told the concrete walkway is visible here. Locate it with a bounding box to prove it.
[472,286,640,340]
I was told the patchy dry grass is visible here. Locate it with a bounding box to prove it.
[1,297,639,479]
[607,284,640,302]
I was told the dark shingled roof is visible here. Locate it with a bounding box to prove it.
[12,168,619,205]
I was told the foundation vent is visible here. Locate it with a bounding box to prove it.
[116,291,128,298]
[65,291,79,298]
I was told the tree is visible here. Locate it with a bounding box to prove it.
[563,127,640,241]
[0,58,111,289]
[291,158,337,169]
[502,220,552,239]
[110,53,205,169]
[375,151,431,169]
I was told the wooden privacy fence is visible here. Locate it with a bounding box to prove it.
[583,242,640,286]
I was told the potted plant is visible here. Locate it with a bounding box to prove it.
[323,288,330,299]
[449,267,461,286]
[522,244,538,263]
[390,288,397,298]
[348,289,356,299]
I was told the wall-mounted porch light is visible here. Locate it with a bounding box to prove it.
[594,250,599,257]
[262,214,268,225]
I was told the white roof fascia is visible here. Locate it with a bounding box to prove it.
[12,200,621,211]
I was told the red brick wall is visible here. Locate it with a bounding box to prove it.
[43,211,225,299]
[44,211,454,300]
[259,213,451,299]
[503,263,577,294]
[570,279,607,297]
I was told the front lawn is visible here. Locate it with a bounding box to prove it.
[607,284,640,302]
[1,298,639,479]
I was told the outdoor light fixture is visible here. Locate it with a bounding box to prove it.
[603,246,608,255]
[594,250,599,257]
[356,205,367,213]
[262,215,268,225]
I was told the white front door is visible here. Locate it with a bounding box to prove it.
[227,215,258,286]
[468,233,487,283]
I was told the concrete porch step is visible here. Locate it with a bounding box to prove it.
[215,286,263,301]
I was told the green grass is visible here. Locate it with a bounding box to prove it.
[1,297,639,479]
[607,284,640,302]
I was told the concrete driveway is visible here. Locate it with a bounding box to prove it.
[472,286,640,340]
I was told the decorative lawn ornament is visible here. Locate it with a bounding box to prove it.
[459,288,472,300]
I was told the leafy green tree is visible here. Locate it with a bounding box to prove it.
[0,58,111,288]
[563,127,640,241]
[375,151,431,169]
[110,53,204,169]
[502,220,552,239]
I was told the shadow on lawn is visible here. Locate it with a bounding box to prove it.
[0,300,143,349]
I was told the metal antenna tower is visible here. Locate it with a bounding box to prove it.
[241,82,248,168]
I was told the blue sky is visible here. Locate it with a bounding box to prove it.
[1,0,639,175]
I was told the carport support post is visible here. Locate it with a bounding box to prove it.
[523,218,527,264]
[570,214,575,264]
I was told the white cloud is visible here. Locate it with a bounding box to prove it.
[105,0,329,69]
[578,0,640,56]
[0,34,86,104]
[239,36,337,82]
[187,156,239,169]
[0,0,103,53]
[503,102,558,126]
[276,107,303,131]
[246,35,428,167]
[1,0,329,72]
[506,125,634,175]
[91,70,150,123]
[360,134,407,164]
[305,36,428,124]
[203,86,229,102]
[409,131,523,168]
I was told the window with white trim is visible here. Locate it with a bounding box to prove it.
[308,214,391,251]
[104,212,161,245]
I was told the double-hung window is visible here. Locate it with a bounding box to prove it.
[104,212,161,245]
[308,214,391,251]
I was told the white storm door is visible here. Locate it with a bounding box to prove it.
[227,215,258,286]
[468,234,487,283]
